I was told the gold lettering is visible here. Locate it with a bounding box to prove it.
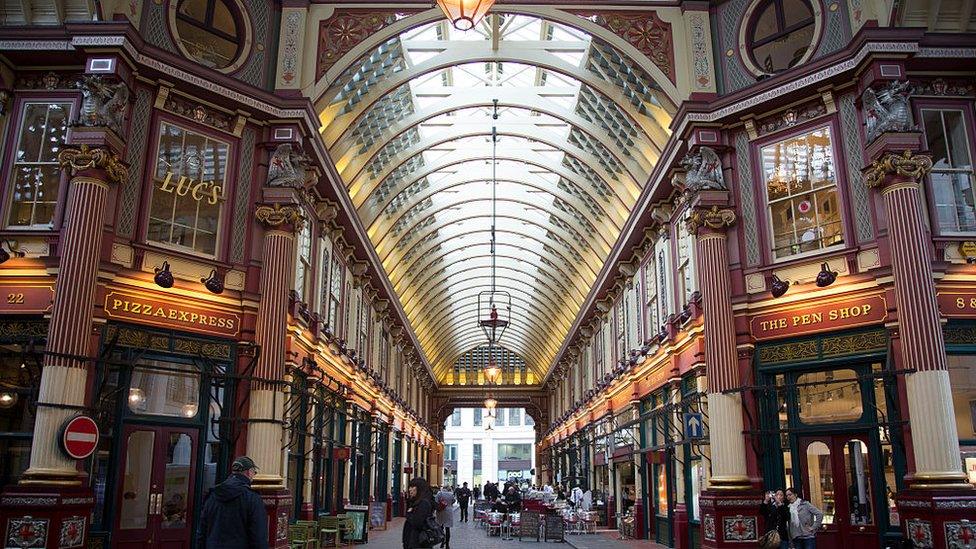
[112,299,122,310]
[154,306,167,318]
[226,319,235,330]
[169,309,178,320]
[175,176,192,196]
[208,185,222,205]
[191,181,205,201]
[159,172,176,192]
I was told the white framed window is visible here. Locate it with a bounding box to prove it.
[317,239,331,316]
[6,102,71,228]
[643,253,659,337]
[147,121,230,256]
[327,255,343,334]
[921,109,976,233]
[615,297,626,364]
[294,218,312,301]
[676,213,697,305]
[760,126,844,260]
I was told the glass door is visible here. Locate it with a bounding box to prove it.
[798,433,877,549]
[115,426,198,549]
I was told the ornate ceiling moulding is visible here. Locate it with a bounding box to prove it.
[316,198,339,224]
[316,8,422,82]
[564,10,675,85]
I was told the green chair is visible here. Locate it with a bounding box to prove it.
[318,516,342,548]
[295,521,320,549]
[289,524,316,549]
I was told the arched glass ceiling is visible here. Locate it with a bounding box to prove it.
[317,13,677,384]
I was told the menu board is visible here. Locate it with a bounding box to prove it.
[544,514,565,542]
[369,501,387,530]
[519,511,540,541]
[343,505,368,543]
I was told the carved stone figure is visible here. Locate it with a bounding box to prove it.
[862,80,914,143]
[681,146,725,192]
[77,75,129,132]
[267,143,312,189]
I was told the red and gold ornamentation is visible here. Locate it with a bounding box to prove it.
[57,145,127,183]
[568,10,675,84]
[316,10,415,81]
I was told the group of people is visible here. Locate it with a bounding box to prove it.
[761,487,824,549]
[482,480,524,513]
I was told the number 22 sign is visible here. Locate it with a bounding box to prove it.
[0,285,53,314]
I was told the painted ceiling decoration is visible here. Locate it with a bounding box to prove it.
[315,9,678,385]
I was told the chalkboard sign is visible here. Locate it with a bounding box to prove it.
[343,505,368,543]
[544,514,565,542]
[369,501,387,530]
[519,511,541,542]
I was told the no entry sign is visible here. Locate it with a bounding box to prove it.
[60,416,99,460]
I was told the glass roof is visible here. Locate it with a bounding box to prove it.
[317,13,676,384]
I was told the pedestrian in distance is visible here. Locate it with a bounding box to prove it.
[454,482,472,522]
[403,477,436,549]
[195,456,268,549]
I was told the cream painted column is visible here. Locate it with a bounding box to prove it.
[687,205,750,489]
[865,150,970,488]
[22,146,126,485]
[248,203,304,489]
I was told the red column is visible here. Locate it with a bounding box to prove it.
[863,143,975,546]
[0,144,126,549]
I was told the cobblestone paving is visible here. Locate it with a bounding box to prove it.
[363,512,664,548]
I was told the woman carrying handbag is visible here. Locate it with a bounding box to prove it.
[403,477,443,549]
[760,489,790,549]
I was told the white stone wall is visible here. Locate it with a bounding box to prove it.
[443,408,536,488]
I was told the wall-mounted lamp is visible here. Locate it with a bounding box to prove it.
[0,392,17,409]
[0,240,25,264]
[815,262,837,287]
[154,261,174,288]
[770,274,790,298]
[201,269,224,294]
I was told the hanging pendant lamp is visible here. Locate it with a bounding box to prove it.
[436,0,494,31]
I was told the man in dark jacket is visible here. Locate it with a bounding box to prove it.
[454,482,471,522]
[196,456,269,549]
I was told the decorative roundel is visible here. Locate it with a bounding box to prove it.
[739,0,823,76]
[169,0,253,73]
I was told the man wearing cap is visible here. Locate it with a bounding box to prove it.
[196,456,269,549]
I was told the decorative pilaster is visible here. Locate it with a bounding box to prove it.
[864,149,968,487]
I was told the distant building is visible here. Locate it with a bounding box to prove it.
[443,408,535,489]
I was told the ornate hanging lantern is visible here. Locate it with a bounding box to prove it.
[436,0,494,31]
[484,396,497,410]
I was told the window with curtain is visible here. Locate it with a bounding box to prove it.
[761,126,843,259]
[6,102,71,228]
[921,109,976,233]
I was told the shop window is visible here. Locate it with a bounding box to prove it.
[761,126,843,259]
[655,464,668,515]
[796,369,862,424]
[805,441,835,524]
[747,0,817,73]
[921,109,976,233]
[128,359,200,418]
[948,355,976,486]
[6,102,71,228]
[173,0,247,70]
[0,347,39,486]
[294,218,312,301]
[148,122,229,256]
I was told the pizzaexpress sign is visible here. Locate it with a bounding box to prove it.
[104,291,240,336]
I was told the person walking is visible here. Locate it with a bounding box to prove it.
[403,477,435,549]
[454,482,471,522]
[786,487,823,549]
[473,484,481,501]
[195,456,268,549]
[760,489,790,549]
[435,485,456,549]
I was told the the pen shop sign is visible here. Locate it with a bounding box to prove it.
[750,295,888,340]
[103,290,240,337]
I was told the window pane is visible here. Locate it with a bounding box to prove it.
[120,430,155,530]
[762,127,843,258]
[806,441,835,525]
[148,123,228,255]
[128,360,200,418]
[7,103,70,227]
[796,369,862,424]
[161,433,193,528]
[843,439,873,525]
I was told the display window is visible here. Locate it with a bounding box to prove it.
[919,107,976,234]
[948,354,976,487]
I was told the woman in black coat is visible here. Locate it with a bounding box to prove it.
[759,489,790,549]
[403,477,435,549]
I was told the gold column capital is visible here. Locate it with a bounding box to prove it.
[686,205,736,235]
[864,149,933,190]
[254,202,305,232]
[57,144,127,184]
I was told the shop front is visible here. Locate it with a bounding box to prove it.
[755,327,906,549]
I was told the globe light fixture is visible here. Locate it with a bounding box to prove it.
[436,0,494,31]
[483,357,502,385]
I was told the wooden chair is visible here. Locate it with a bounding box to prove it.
[318,516,342,548]
[295,521,320,549]
[289,523,316,549]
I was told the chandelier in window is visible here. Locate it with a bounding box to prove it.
[436,0,495,31]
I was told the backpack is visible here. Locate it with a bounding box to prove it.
[416,515,445,548]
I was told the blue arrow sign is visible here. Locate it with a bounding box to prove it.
[683,413,704,439]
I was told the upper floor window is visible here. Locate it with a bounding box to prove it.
[615,297,626,361]
[509,408,521,426]
[445,444,458,460]
[7,102,71,228]
[473,408,483,426]
[496,408,506,426]
[148,122,229,256]
[921,109,976,233]
[294,219,312,301]
[450,409,461,427]
[357,297,369,358]
[318,243,331,315]
[173,0,247,70]
[327,255,343,334]
[748,0,817,74]
[675,215,697,304]
[761,126,843,259]
[642,254,659,336]
[524,413,534,426]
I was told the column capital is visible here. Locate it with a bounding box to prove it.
[254,202,305,233]
[57,144,127,184]
[686,204,736,235]
[864,149,933,192]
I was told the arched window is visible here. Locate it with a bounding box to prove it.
[748,0,817,73]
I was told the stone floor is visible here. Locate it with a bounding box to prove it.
[362,515,665,548]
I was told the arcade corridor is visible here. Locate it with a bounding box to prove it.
[0,0,975,548]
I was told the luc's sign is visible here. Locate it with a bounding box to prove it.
[750,295,888,340]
